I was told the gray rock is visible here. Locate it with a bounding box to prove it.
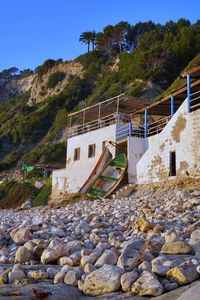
[15,246,34,263]
[132,270,163,296]
[117,239,145,271]
[167,261,199,285]
[121,270,139,292]
[64,270,81,286]
[161,241,193,254]
[10,228,31,245]
[82,264,123,296]
[95,250,118,268]
[8,270,26,284]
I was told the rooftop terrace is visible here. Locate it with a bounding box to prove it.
[68,66,200,139]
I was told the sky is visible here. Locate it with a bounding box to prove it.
[0,0,200,71]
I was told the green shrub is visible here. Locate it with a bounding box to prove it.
[47,71,66,88]
[35,59,56,77]
[32,180,52,207]
[0,181,36,209]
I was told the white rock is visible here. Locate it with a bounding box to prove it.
[82,264,123,296]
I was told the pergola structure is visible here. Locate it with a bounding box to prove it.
[68,65,200,138]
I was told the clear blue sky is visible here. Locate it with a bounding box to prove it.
[0,0,200,71]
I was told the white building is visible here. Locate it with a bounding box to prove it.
[52,66,200,200]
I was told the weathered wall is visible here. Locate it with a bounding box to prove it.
[190,108,200,176]
[137,99,200,184]
[128,137,144,183]
[52,168,68,198]
[52,124,117,195]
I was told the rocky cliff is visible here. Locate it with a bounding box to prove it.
[0,61,83,105]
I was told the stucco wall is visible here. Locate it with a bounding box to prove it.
[190,108,200,176]
[52,124,117,195]
[128,137,145,183]
[137,98,199,184]
[52,168,68,198]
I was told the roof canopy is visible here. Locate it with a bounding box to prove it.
[69,94,151,122]
[69,65,200,122]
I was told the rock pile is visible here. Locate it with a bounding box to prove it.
[0,186,200,297]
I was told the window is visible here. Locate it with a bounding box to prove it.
[74,147,80,161]
[88,144,96,158]
[169,151,176,176]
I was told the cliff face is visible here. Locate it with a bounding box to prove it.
[28,61,83,105]
[0,75,35,102]
[0,61,83,104]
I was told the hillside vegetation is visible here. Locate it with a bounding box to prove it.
[0,18,200,173]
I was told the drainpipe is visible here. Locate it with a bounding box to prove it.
[171,95,174,116]
[187,73,191,113]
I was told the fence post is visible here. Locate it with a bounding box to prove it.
[187,74,191,113]
[144,109,148,150]
[129,122,132,137]
[171,95,174,116]
[144,109,148,138]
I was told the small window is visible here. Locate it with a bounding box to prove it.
[169,151,176,176]
[88,144,96,158]
[74,147,80,161]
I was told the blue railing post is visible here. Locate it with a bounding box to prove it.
[144,109,148,138]
[129,122,132,137]
[187,73,191,113]
[171,95,174,116]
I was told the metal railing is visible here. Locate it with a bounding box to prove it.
[116,124,130,141]
[190,90,200,111]
[69,112,131,137]
[147,116,171,136]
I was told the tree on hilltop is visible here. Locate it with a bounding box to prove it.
[79,31,97,52]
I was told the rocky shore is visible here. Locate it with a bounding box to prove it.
[1,185,200,299]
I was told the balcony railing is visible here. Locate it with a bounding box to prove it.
[190,90,200,111]
[69,112,131,138]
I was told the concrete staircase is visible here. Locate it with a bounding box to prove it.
[111,183,136,199]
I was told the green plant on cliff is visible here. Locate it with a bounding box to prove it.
[47,71,66,88]
[0,181,36,209]
[32,179,52,207]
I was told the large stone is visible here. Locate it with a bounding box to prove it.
[8,270,26,284]
[41,244,68,264]
[161,241,193,254]
[10,228,31,245]
[117,239,145,271]
[190,229,200,252]
[135,219,155,232]
[0,268,12,284]
[121,271,139,292]
[15,246,34,263]
[82,264,123,296]
[64,270,81,286]
[54,271,66,284]
[132,270,163,296]
[167,261,199,285]
[95,250,118,268]
[27,270,48,280]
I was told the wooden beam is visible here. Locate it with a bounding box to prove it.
[181,66,200,78]
[133,79,200,115]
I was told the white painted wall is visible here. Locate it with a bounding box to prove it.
[52,124,117,195]
[52,168,68,198]
[137,98,198,183]
[128,137,145,183]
